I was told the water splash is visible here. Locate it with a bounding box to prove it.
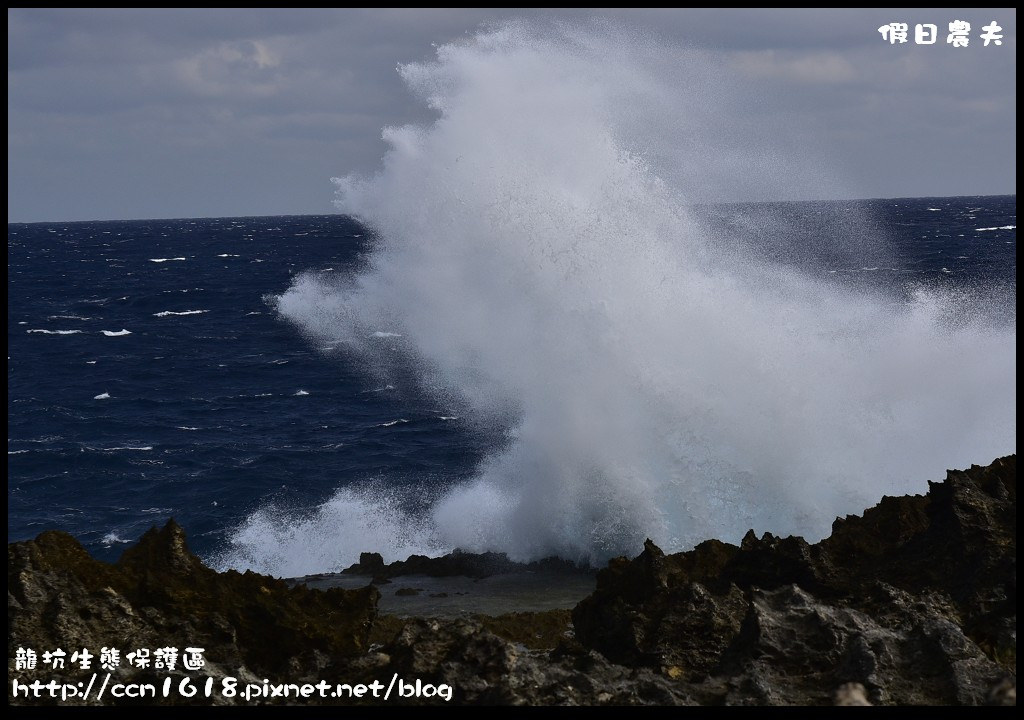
[217,22,1015,575]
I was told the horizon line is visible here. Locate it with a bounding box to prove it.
[7,192,1016,226]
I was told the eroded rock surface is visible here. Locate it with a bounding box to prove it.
[8,520,378,704]
[8,456,1016,705]
[572,456,1016,705]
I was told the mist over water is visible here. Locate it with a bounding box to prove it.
[216,23,1015,576]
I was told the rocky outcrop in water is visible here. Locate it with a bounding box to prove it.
[341,549,586,580]
[8,456,1016,705]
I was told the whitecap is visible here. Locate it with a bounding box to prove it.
[976,225,1016,231]
[371,331,403,338]
[153,310,209,317]
[294,390,310,396]
[94,392,111,400]
[377,419,409,428]
[101,329,132,336]
[148,257,187,262]
[22,435,63,444]
[101,532,131,546]
[27,329,83,335]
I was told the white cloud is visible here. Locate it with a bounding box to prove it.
[175,40,284,98]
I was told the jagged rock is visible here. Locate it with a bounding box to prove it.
[573,456,1017,705]
[353,617,695,705]
[571,541,747,675]
[717,583,1006,705]
[8,519,379,705]
[8,456,1017,706]
[341,548,587,580]
[344,552,385,576]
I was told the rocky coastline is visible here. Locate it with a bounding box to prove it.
[8,456,1016,705]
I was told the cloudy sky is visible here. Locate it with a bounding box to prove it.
[7,8,1016,223]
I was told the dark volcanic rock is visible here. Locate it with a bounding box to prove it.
[9,520,379,704]
[348,617,695,705]
[573,456,1017,705]
[717,583,1005,705]
[568,539,747,677]
[8,456,1017,706]
[342,548,588,580]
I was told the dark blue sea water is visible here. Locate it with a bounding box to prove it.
[7,196,1016,569]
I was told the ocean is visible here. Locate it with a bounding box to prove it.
[7,197,1016,576]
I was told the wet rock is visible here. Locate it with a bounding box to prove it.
[342,548,589,580]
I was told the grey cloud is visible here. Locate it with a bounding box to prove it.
[7,8,1015,222]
